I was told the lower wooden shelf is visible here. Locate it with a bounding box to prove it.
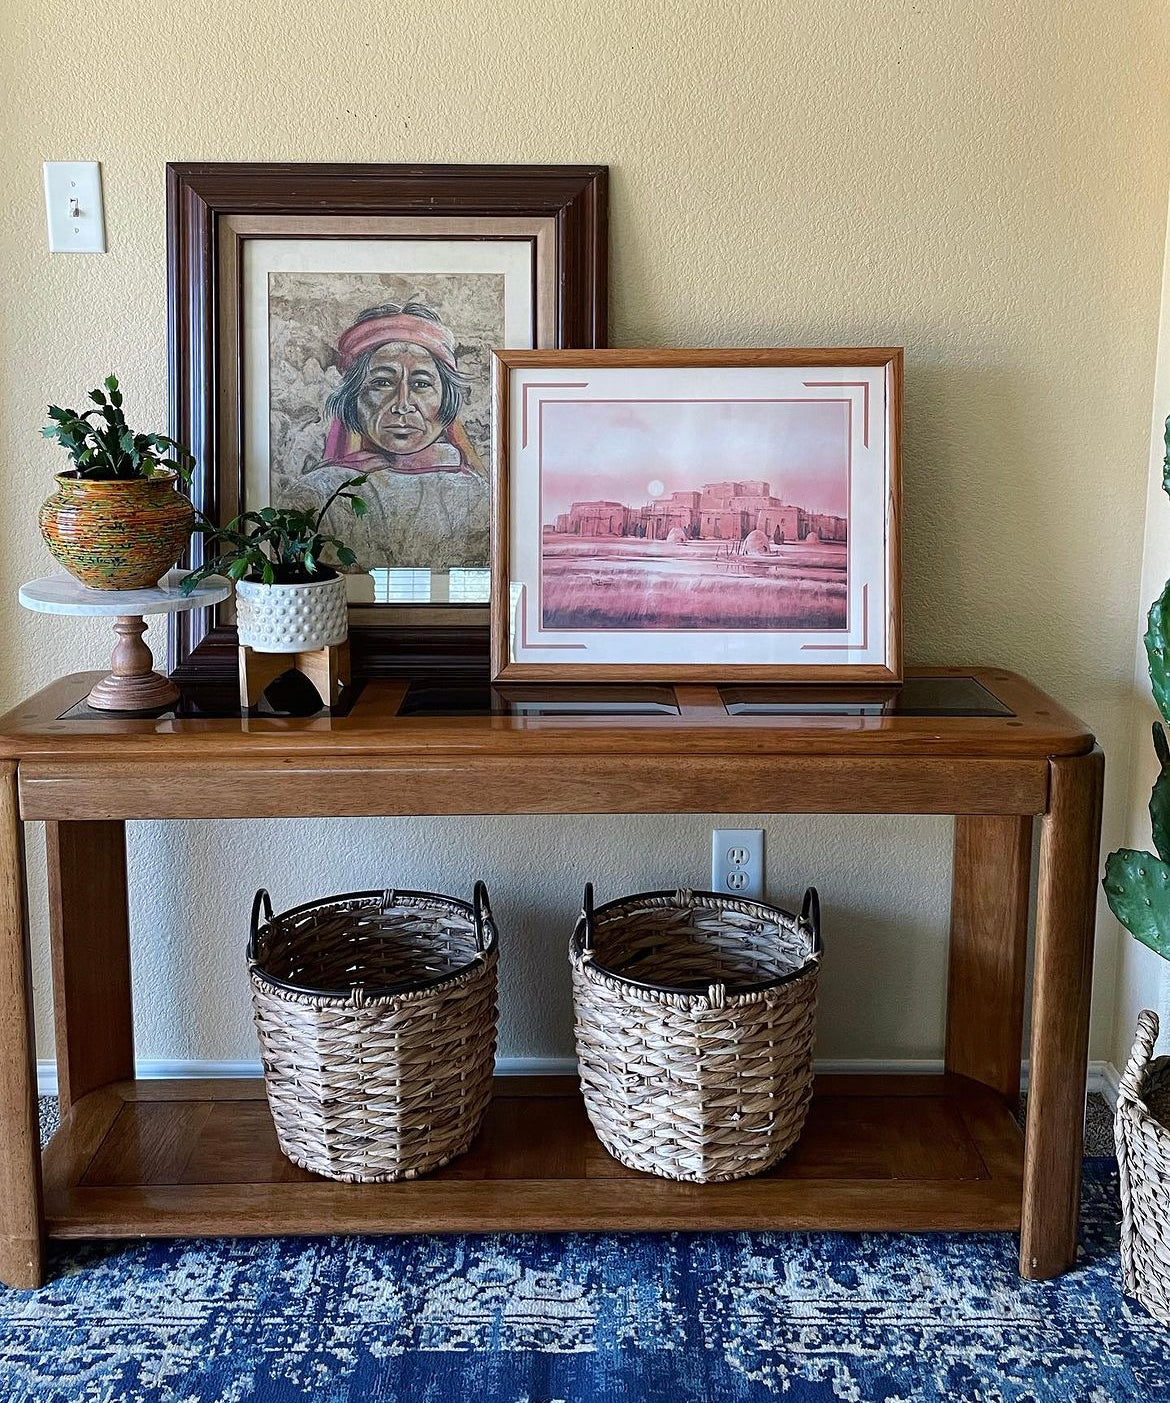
[42,1073,1024,1239]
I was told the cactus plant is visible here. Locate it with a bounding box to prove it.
[1104,416,1170,959]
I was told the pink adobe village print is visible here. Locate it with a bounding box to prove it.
[540,397,849,632]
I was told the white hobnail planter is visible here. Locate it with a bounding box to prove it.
[235,573,348,653]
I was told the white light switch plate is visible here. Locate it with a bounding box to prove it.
[43,161,106,253]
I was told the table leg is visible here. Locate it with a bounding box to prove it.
[0,763,44,1289]
[945,815,1033,1108]
[1020,746,1104,1279]
[46,821,134,1115]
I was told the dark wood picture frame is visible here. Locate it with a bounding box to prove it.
[491,347,903,684]
[166,162,608,684]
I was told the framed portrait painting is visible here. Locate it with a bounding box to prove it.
[166,162,607,682]
[491,348,902,682]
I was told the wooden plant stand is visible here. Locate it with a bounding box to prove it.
[0,668,1103,1289]
[239,640,350,710]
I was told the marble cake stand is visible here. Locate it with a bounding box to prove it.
[19,569,231,711]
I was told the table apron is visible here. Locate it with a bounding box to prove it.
[17,755,1050,819]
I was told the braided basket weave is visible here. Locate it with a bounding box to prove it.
[1117,1009,1170,1321]
[570,884,821,1183]
[248,883,497,1183]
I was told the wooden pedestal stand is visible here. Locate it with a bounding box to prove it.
[88,617,178,711]
[239,640,350,710]
[18,570,233,713]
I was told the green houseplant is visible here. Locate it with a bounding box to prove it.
[1103,414,1170,1323]
[39,375,197,590]
[181,478,368,654]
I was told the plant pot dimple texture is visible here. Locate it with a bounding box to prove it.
[38,471,195,590]
[235,573,348,653]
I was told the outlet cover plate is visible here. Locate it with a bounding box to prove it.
[711,827,764,900]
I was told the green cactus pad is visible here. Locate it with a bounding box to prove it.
[1152,725,1170,863]
[1145,583,1170,725]
[1162,414,1170,500]
[1104,848,1170,960]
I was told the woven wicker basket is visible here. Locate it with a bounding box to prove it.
[248,882,498,1183]
[570,884,822,1183]
[1117,1009,1170,1321]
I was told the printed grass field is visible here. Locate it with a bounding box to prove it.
[542,539,847,631]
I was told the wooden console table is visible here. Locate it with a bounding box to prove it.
[0,667,1103,1289]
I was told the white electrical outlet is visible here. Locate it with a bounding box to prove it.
[711,828,764,899]
[43,161,106,253]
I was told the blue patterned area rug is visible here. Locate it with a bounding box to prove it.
[2,1159,1167,1403]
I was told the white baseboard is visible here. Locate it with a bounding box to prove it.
[35,1055,1123,1103]
[1095,1060,1121,1110]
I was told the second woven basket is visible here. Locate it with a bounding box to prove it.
[1116,1010,1170,1321]
[571,884,822,1183]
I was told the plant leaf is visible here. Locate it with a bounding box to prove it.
[1104,848,1170,958]
[1162,414,1170,501]
[1150,735,1167,864]
[1145,580,1170,724]
[350,496,368,517]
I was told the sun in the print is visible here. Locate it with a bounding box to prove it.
[647,479,665,498]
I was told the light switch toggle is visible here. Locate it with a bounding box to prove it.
[43,161,106,253]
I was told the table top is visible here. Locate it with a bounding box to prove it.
[19,570,231,618]
[0,667,1094,764]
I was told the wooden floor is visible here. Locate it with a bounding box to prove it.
[40,1074,1025,1239]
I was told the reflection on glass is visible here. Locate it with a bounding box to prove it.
[365,568,490,605]
[449,568,491,603]
[369,569,432,604]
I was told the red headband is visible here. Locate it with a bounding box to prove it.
[336,314,457,372]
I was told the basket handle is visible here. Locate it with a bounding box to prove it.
[581,882,596,955]
[472,880,495,953]
[1119,1009,1161,1107]
[248,888,273,961]
[799,887,821,946]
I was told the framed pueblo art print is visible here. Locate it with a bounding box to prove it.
[166,162,608,682]
[491,347,902,683]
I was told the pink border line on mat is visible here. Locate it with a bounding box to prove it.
[803,380,871,447]
[522,382,589,448]
[517,582,587,652]
[801,584,868,651]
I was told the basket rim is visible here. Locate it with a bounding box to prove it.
[249,885,496,1002]
[571,886,822,999]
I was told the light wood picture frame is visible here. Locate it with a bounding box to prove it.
[491,347,902,683]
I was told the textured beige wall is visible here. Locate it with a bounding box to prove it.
[2,1,1168,1068]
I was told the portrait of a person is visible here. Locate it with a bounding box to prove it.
[288,301,489,573]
